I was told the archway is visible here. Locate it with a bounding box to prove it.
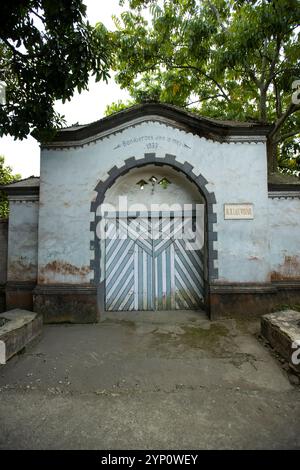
[90,153,218,313]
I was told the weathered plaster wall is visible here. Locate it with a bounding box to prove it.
[268,197,300,280]
[7,200,39,282]
[39,120,269,284]
[0,219,8,285]
[0,219,8,312]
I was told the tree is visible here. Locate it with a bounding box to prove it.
[0,0,111,141]
[278,137,300,174]
[104,99,135,116]
[106,0,300,173]
[0,156,21,218]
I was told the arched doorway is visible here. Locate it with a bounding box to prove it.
[90,153,218,313]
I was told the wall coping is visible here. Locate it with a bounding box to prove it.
[41,103,271,149]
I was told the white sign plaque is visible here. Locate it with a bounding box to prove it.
[224,203,254,220]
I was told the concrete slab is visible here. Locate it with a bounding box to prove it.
[261,310,300,374]
[101,309,208,324]
[0,309,42,362]
[0,311,299,449]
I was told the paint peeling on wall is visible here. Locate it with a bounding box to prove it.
[271,255,300,280]
[269,197,300,281]
[39,261,91,284]
[8,258,37,280]
[7,201,39,283]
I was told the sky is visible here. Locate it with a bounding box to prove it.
[0,0,131,178]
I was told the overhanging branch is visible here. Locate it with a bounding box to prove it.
[274,129,300,144]
[269,102,300,140]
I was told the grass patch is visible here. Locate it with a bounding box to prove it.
[271,304,300,313]
[101,318,136,329]
[152,322,230,354]
[180,324,229,350]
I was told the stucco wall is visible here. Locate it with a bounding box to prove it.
[39,119,269,285]
[0,219,8,284]
[0,219,7,312]
[7,200,39,282]
[104,165,204,208]
[268,197,300,280]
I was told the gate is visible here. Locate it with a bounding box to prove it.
[104,213,204,311]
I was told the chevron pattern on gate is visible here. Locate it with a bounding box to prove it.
[104,214,205,311]
[105,237,135,311]
[173,239,204,309]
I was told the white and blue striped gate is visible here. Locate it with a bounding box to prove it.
[104,213,204,311]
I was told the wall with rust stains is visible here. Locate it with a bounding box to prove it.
[269,197,300,280]
[7,201,39,282]
[0,219,8,285]
[38,119,269,285]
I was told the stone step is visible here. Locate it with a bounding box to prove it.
[0,309,42,364]
[261,310,300,375]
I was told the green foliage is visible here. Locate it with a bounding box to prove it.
[110,0,300,171]
[104,99,134,116]
[278,138,300,175]
[0,156,21,218]
[0,1,112,140]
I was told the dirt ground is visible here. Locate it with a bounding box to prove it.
[0,310,299,449]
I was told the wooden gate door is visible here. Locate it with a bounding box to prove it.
[105,214,204,311]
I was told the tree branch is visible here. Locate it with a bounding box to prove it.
[265,36,282,88]
[165,62,231,102]
[0,37,27,58]
[269,102,300,139]
[260,39,268,86]
[185,94,223,107]
[274,129,300,144]
[243,63,260,88]
[273,79,282,118]
[207,2,226,32]
[29,8,45,23]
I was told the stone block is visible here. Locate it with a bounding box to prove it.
[261,310,300,374]
[0,309,42,362]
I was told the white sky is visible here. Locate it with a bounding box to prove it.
[0,0,131,178]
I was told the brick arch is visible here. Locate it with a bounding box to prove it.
[90,153,218,311]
